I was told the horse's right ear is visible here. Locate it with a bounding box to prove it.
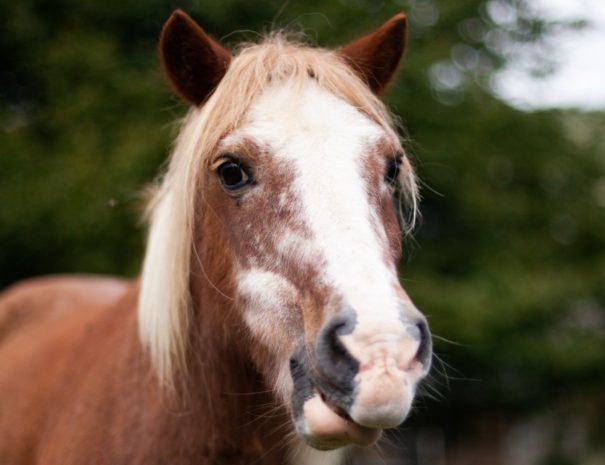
[160,10,232,106]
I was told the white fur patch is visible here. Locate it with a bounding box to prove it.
[237,268,300,343]
[232,81,425,443]
[239,81,402,325]
[275,229,318,265]
[237,268,301,402]
[235,81,426,431]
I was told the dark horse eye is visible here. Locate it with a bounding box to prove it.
[385,158,401,186]
[217,160,252,191]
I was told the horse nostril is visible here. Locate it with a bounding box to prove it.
[411,318,432,370]
[315,312,359,391]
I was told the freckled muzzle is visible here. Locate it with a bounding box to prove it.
[289,312,432,450]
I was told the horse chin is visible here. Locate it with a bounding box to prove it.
[295,392,382,450]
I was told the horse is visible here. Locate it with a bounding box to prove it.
[0,9,432,465]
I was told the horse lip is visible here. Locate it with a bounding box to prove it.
[317,388,352,422]
[316,389,383,442]
[299,389,382,449]
[290,346,381,449]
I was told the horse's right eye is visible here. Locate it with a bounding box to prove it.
[217,160,252,191]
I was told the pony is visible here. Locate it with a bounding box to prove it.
[0,10,432,465]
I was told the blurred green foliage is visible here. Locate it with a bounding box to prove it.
[1,0,604,461]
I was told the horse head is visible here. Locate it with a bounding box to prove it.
[140,10,432,451]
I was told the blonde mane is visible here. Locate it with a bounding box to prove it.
[138,35,419,385]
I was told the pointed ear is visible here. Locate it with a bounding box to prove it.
[159,10,232,106]
[338,13,408,95]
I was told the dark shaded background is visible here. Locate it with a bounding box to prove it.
[1,1,604,464]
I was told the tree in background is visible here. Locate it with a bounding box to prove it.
[1,1,604,463]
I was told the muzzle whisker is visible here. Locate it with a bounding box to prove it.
[239,403,289,429]
[428,352,452,393]
[224,388,275,396]
[431,333,464,346]
[371,439,389,465]
[383,426,411,451]
[429,348,483,389]
[250,419,299,465]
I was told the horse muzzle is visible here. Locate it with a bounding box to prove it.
[289,311,432,450]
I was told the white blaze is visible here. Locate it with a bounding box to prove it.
[239,81,402,324]
[235,81,424,438]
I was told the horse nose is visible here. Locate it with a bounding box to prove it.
[314,310,432,426]
[316,312,432,382]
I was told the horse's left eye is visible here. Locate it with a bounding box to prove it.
[217,160,252,191]
[385,158,401,186]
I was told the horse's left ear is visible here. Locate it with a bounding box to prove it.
[160,9,232,105]
[338,13,408,95]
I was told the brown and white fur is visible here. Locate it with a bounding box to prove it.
[0,10,431,465]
